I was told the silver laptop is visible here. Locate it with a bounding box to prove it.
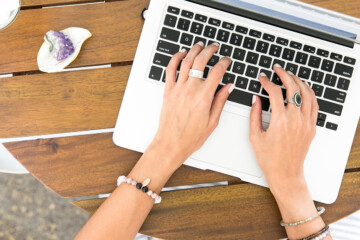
[113,0,360,204]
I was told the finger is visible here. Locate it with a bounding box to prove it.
[204,57,232,95]
[258,72,285,114]
[208,83,235,128]
[187,42,220,85]
[165,48,187,91]
[273,64,301,110]
[288,72,312,116]
[249,95,264,140]
[177,41,205,84]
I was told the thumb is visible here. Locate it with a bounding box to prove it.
[209,83,234,128]
[250,95,264,138]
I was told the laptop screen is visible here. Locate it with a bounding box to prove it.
[186,0,357,48]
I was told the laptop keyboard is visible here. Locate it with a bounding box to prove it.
[148,5,357,131]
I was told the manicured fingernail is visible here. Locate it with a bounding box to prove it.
[180,48,187,53]
[259,72,267,77]
[287,71,294,75]
[228,84,235,94]
[224,56,232,62]
[212,42,220,47]
[274,63,282,68]
[197,41,205,47]
[252,95,257,105]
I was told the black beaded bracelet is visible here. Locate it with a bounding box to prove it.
[287,225,330,240]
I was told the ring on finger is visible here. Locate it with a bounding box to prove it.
[287,91,302,108]
[189,69,204,79]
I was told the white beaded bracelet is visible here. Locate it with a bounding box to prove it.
[281,207,325,227]
[117,175,162,204]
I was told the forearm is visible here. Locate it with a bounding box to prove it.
[75,143,180,240]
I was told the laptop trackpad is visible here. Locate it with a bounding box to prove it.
[189,110,264,178]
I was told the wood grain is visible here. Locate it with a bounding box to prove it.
[301,0,360,18]
[21,0,101,8]
[0,66,130,138]
[72,171,360,240]
[0,0,149,74]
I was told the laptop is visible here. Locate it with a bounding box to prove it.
[113,0,360,204]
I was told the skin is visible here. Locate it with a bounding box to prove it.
[75,42,332,240]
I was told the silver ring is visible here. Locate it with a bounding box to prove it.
[287,91,302,108]
[189,69,204,79]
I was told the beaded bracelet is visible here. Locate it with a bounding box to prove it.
[287,225,330,240]
[117,176,162,204]
[281,207,325,227]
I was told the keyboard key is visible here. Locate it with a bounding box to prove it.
[222,22,234,30]
[317,99,343,116]
[308,56,321,68]
[194,36,207,46]
[248,80,261,93]
[324,74,337,87]
[282,48,295,61]
[246,52,259,65]
[324,88,346,103]
[259,55,272,68]
[286,63,298,75]
[312,84,324,97]
[153,53,171,67]
[304,45,315,53]
[337,77,350,90]
[272,74,282,86]
[180,33,193,46]
[249,29,262,38]
[220,44,233,57]
[318,113,327,121]
[344,56,356,65]
[235,76,248,89]
[245,65,259,78]
[209,18,221,26]
[326,122,338,131]
[276,37,288,46]
[256,41,269,54]
[311,70,324,83]
[157,40,180,55]
[217,29,230,42]
[317,119,325,127]
[273,59,285,68]
[167,6,180,15]
[207,55,220,67]
[260,69,272,79]
[161,27,180,42]
[230,33,243,46]
[269,44,282,57]
[298,67,311,79]
[204,67,210,78]
[232,62,246,75]
[190,22,204,35]
[290,41,302,50]
[321,60,334,72]
[177,18,190,31]
[330,53,342,61]
[317,49,329,57]
[236,25,248,34]
[204,26,217,39]
[164,14,177,27]
[334,63,353,78]
[195,14,207,22]
[233,48,246,61]
[149,65,163,80]
[295,52,308,65]
[243,37,256,50]
[259,97,270,111]
[263,33,275,42]
[228,89,253,107]
[181,10,193,19]
[222,73,236,84]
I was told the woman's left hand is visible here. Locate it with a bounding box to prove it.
[150,41,234,172]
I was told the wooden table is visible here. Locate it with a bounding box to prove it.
[1,0,359,239]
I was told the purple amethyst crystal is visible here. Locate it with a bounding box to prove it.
[44,30,75,61]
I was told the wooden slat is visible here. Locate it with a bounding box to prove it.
[3,133,240,198]
[0,0,149,74]
[0,66,129,137]
[301,0,360,18]
[347,120,360,169]
[21,0,101,8]
[72,172,360,240]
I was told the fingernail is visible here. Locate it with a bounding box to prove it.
[197,41,205,47]
[252,95,257,105]
[180,48,187,53]
[224,56,232,62]
[274,63,282,68]
[287,71,294,75]
[228,84,235,94]
[259,72,267,77]
[212,42,220,47]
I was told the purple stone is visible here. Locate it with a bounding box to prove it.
[45,30,75,61]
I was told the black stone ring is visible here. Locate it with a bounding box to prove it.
[287,91,302,108]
